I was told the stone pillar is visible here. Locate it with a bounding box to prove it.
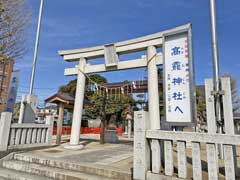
[133,111,150,180]
[128,119,131,139]
[147,46,161,173]
[147,46,160,129]
[124,120,128,135]
[56,103,64,145]
[69,58,86,146]
[46,115,54,145]
[221,77,239,177]
[205,79,217,134]
[0,112,12,151]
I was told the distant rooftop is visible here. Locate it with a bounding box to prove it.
[45,92,75,105]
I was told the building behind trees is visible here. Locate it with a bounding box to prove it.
[0,60,13,112]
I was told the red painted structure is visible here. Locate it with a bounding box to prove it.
[53,126,123,136]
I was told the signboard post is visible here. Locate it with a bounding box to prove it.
[163,27,196,126]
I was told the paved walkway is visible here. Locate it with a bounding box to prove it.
[5,134,239,179]
[22,134,133,172]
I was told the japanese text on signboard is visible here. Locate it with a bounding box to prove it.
[164,32,193,123]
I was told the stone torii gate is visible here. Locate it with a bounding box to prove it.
[58,24,191,149]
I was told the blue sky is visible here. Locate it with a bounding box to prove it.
[15,0,240,106]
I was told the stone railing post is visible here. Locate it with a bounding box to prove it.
[221,77,239,177]
[46,115,54,145]
[133,111,150,180]
[0,112,12,151]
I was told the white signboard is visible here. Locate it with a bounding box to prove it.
[164,31,195,125]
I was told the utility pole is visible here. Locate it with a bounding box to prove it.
[29,0,44,95]
[209,0,223,158]
[19,0,44,124]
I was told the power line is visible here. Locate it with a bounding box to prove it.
[17,92,54,97]
[18,86,58,90]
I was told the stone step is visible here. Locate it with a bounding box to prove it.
[0,166,54,180]
[2,160,120,180]
[0,177,8,180]
[13,153,131,180]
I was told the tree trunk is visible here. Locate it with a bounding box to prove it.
[100,91,107,144]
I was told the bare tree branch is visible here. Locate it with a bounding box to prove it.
[0,0,30,62]
[222,73,240,114]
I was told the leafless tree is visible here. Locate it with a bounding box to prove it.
[223,74,240,114]
[0,0,30,62]
[0,0,30,103]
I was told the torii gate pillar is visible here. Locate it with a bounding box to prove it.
[147,46,162,173]
[69,58,86,147]
[147,46,161,129]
